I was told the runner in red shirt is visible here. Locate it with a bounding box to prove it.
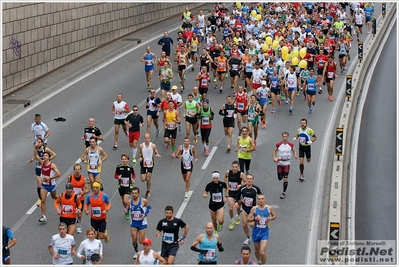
[314,49,328,94]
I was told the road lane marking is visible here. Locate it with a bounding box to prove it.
[175,191,193,218]
[201,146,217,169]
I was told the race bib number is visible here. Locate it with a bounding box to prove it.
[57,248,68,255]
[73,188,81,196]
[256,217,267,228]
[239,145,247,152]
[62,205,74,214]
[92,207,101,217]
[248,112,255,119]
[167,122,176,130]
[145,160,153,168]
[243,197,253,207]
[201,117,210,125]
[212,192,222,202]
[298,137,307,144]
[232,64,239,70]
[131,211,141,220]
[307,84,315,90]
[228,182,238,190]
[204,249,216,260]
[90,164,98,170]
[85,133,93,141]
[254,78,261,84]
[163,233,174,243]
[146,60,153,66]
[327,72,334,78]
[237,103,244,111]
[187,109,195,116]
[226,110,234,117]
[201,79,208,86]
[183,161,192,170]
[121,177,130,187]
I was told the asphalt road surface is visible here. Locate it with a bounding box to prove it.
[2,6,389,265]
[355,22,397,243]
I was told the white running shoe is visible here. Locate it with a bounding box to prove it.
[243,237,252,245]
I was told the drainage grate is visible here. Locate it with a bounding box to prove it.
[4,99,30,108]
[123,38,141,43]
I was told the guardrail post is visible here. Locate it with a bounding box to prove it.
[382,2,386,18]
[346,75,352,101]
[358,42,363,63]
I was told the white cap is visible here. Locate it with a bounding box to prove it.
[261,80,267,85]
[238,38,243,42]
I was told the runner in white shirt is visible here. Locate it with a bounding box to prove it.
[197,10,206,29]
[251,62,266,96]
[48,222,76,265]
[111,94,130,149]
[272,131,298,199]
[285,66,298,114]
[31,113,51,145]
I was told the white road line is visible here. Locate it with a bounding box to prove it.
[175,191,193,218]
[201,146,217,169]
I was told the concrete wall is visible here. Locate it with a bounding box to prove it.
[2,2,203,96]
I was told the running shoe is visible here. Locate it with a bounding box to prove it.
[204,147,207,154]
[214,230,219,235]
[323,81,326,86]
[220,87,223,93]
[100,181,104,191]
[194,136,198,143]
[296,91,300,96]
[39,215,47,223]
[113,143,118,149]
[278,101,282,106]
[145,191,150,198]
[181,87,184,93]
[309,109,313,114]
[271,108,276,114]
[280,94,285,101]
[226,146,231,152]
[214,84,218,89]
[192,66,194,72]
[171,153,176,158]
[132,157,136,163]
[304,95,307,101]
[254,140,257,147]
[229,221,234,230]
[289,108,292,114]
[218,225,223,233]
[36,198,42,207]
[231,85,234,89]
[341,69,344,75]
[165,142,170,149]
[285,99,289,104]
[178,124,182,132]
[348,54,351,61]
[105,230,109,243]
[213,77,217,82]
[133,253,138,260]
[243,237,252,245]
[77,225,83,234]
[185,192,189,199]
[125,212,130,220]
[299,174,305,182]
[280,192,286,199]
[225,73,229,78]
[156,129,159,138]
[235,216,240,225]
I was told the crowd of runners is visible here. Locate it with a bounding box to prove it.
[16,1,376,265]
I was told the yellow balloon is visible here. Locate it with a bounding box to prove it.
[251,10,257,17]
[282,53,290,62]
[291,49,299,58]
[292,57,299,66]
[261,44,268,51]
[281,46,288,56]
[272,40,279,49]
[256,14,262,21]
[299,48,307,59]
[299,60,308,69]
[236,2,242,8]
[266,36,272,45]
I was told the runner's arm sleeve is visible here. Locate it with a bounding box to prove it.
[217,242,224,252]
[190,246,208,254]
[144,205,152,215]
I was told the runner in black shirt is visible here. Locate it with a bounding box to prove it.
[234,174,262,245]
[114,153,136,220]
[156,205,189,265]
[203,171,228,234]
[124,105,144,163]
